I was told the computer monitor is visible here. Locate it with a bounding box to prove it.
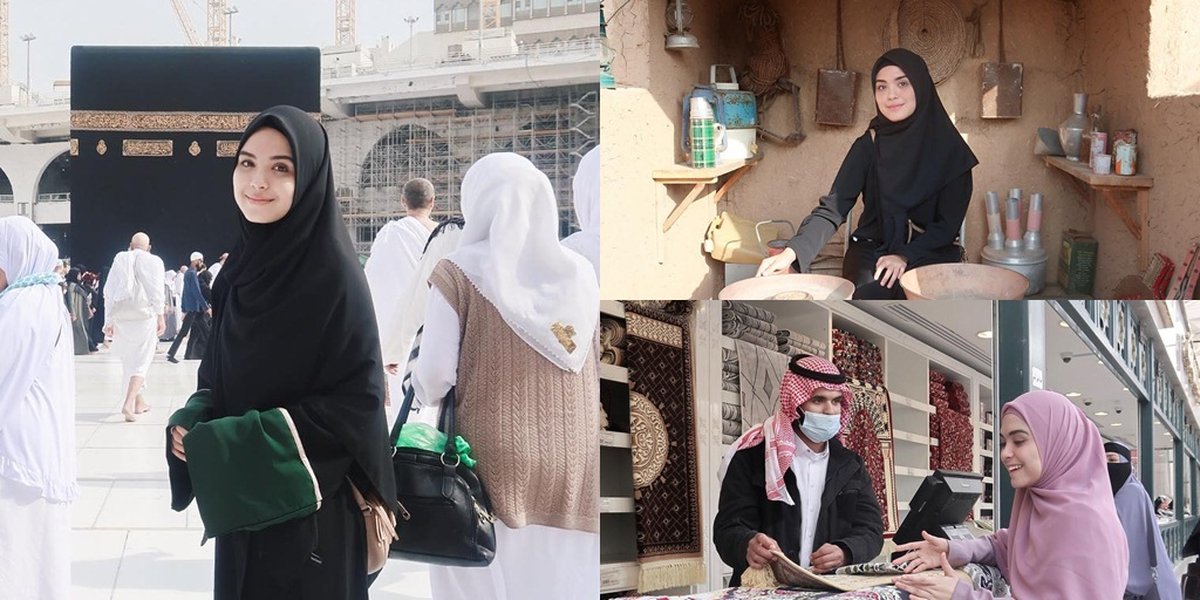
[892,469,984,548]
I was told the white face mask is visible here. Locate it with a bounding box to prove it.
[798,410,841,443]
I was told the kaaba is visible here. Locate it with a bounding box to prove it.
[70,46,320,272]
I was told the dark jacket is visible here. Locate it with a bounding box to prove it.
[181,268,209,313]
[714,438,884,586]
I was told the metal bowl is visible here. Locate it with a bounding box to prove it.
[899,264,1029,300]
[718,274,856,300]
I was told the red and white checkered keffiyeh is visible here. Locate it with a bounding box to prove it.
[721,355,853,506]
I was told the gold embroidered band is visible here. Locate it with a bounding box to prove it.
[71,110,321,133]
[216,140,241,157]
[122,139,174,157]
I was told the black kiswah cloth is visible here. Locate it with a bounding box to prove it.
[197,105,396,599]
[868,48,978,253]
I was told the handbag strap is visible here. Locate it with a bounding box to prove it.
[390,385,459,461]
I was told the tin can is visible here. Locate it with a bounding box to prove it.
[1114,141,1137,176]
[1089,132,1107,167]
[1112,129,1138,147]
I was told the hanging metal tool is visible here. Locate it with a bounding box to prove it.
[981,0,1023,118]
[815,0,860,126]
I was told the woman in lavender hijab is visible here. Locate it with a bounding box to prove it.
[891,390,1129,599]
[1106,441,1181,600]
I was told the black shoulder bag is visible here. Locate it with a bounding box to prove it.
[388,386,496,567]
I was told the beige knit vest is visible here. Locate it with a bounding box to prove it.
[429,260,599,534]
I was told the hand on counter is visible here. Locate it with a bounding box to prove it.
[756,247,797,277]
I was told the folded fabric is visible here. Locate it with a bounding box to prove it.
[722,310,776,338]
[724,324,779,350]
[722,404,743,440]
[171,404,322,541]
[721,300,776,324]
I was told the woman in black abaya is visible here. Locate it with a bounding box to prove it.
[166,105,396,599]
[757,48,979,299]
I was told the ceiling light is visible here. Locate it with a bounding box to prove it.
[1164,432,1173,436]
[1122,387,1129,391]
[1059,320,1069,328]
[1066,392,1082,397]
[1098,360,1104,365]
[1111,423,1123,427]
[1095,411,1109,416]
[976,330,993,339]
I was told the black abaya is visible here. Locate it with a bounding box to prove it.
[168,106,395,600]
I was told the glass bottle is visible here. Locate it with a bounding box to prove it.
[1059,92,1089,162]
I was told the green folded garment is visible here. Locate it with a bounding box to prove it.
[395,422,477,469]
[181,407,323,540]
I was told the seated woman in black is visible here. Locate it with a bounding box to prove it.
[757,48,978,299]
[714,355,883,585]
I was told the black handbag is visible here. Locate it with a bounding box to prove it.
[388,386,496,567]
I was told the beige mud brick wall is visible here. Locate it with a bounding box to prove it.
[603,0,1200,299]
[1078,0,1200,296]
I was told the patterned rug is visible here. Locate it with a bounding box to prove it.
[843,379,897,534]
[734,340,788,433]
[625,302,705,592]
[614,586,905,600]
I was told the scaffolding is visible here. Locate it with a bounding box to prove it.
[327,84,599,255]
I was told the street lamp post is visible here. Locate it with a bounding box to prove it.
[20,34,35,106]
[224,6,239,46]
[403,16,419,64]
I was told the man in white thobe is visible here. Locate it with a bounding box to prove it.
[103,232,165,422]
[209,252,227,279]
[364,177,438,424]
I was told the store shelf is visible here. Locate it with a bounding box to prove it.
[894,466,932,478]
[978,503,994,509]
[601,300,626,318]
[600,561,640,594]
[978,422,994,432]
[601,363,629,383]
[890,393,935,414]
[980,449,993,457]
[601,496,636,513]
[983,477,994,484]
[600,430,633,449]
[893,431,938,446]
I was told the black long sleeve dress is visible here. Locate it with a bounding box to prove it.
[785,132,972,300]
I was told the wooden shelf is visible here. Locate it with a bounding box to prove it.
[600,430,633,448]
[1043,155,1154,270]
[600,496,636,513]
[601,363,629,383]
[652,157,759,232]
[600,561,639,594]
[601,300,625,318]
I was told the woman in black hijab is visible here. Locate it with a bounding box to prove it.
[757,48,978,299]
[166,105,396,599]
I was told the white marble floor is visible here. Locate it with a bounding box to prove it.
[71,343,432,599]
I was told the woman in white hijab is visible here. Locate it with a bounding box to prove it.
[0,216,78,598]
[561,146,599,281]
[414,153,600,600]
